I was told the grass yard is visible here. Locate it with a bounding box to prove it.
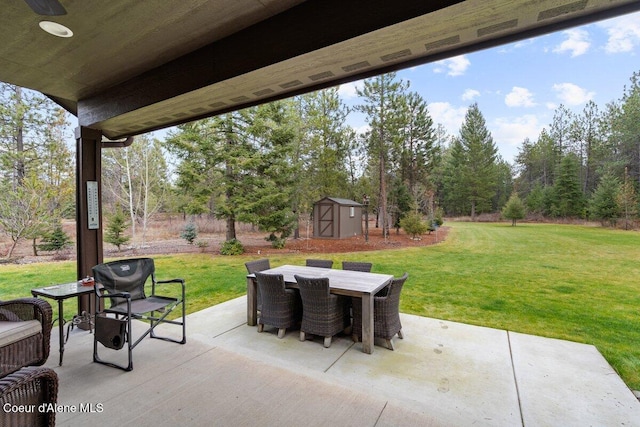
[1,222,639,389]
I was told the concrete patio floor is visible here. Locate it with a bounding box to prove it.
[45,296,640,426]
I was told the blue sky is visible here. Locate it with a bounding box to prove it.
[337,11,640,165]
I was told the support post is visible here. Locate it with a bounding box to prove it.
[75,127,103,329]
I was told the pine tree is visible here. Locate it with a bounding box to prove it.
[502,193,526,226]
[445,103,499,220]
[616,168,638,230]
[104,210,130,251]
[181,222,197,244]
[554,154,585,218]
[590,173,620,226]
[38,222,71,252]
[356,72,408,238]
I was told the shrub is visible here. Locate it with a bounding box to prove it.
[38,223,72,252]
[196,240,209,252]
[400,212,429,239]
[181,222,197,244]
[220,238,244,255]
[265,233,286,249]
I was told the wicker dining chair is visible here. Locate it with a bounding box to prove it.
[352,273,408,350]
[295,275,347,348]
[254,272,302,338]
[245,259,271,312]
[305,259,333,268]
[342,261,373,272]
[245,259,271,275]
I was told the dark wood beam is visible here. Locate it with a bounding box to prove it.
[78,0,463,127]
[75,126,103,326]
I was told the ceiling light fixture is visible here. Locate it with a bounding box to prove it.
[39,21,73,37]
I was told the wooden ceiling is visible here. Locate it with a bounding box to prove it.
[2,0,639,139]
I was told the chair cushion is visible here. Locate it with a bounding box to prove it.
[0,320,42,347]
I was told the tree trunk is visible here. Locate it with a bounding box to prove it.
[15,87,25,187]
[380,151,389,239]
[6,239,18,259]
[226,216,236,241]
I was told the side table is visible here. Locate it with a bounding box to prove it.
[31,281,97,366]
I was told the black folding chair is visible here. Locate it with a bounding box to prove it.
[92,258,186,371]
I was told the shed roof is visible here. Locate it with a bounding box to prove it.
[316,197,363,206]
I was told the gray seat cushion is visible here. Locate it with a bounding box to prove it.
[0,320,42,347]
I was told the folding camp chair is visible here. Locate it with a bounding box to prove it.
[92,258,186,371]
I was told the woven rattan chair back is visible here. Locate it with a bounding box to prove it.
[352,272,408,350]
[295,275,346,348]
[254,272,301,338]
[342,261,372,272]
[305,259,333,268]
[245,258,271,274]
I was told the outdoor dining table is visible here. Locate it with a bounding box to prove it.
[246,264,393,354]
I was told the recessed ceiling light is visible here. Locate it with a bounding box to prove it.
[39,21,73,38]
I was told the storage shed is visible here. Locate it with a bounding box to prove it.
[313,197,363,239]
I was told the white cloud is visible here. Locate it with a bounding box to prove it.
[493,115,543,147]
[553,28,590,57]
[598,12,640,53]
[462,89,480,101]
[337,82,362,99]
[493,115,545,162]
[428,102,467,136]
[505,87,536,107]
[433,55,470,76]
[552,82,594,106]
[353,124,371,135]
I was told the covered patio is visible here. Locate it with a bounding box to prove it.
[3,0,640,283]
[3,1,640,425]
[47,296,640,426]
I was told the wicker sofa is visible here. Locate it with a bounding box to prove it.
[1,298,58,426]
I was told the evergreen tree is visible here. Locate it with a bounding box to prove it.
[502,192,526,226]
[243,101,298,247]
[0,84,73,254]
[356,72,408,238]
[442,139,470,215]
[554,154,585,218]
[181,222,197,245]
[104,210,130,251]
[590,173,620,226]
[445,103,499,220]
[396,91,438,209]
[616,168,638,230]
[525,183,545,215]
[300,88,351,201]
[610,72,640,188]
[38,222,71,252]
[399,211,428,239]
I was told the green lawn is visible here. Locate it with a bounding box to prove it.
[1,222,639,389]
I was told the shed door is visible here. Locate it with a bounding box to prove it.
[318,203,334,237]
